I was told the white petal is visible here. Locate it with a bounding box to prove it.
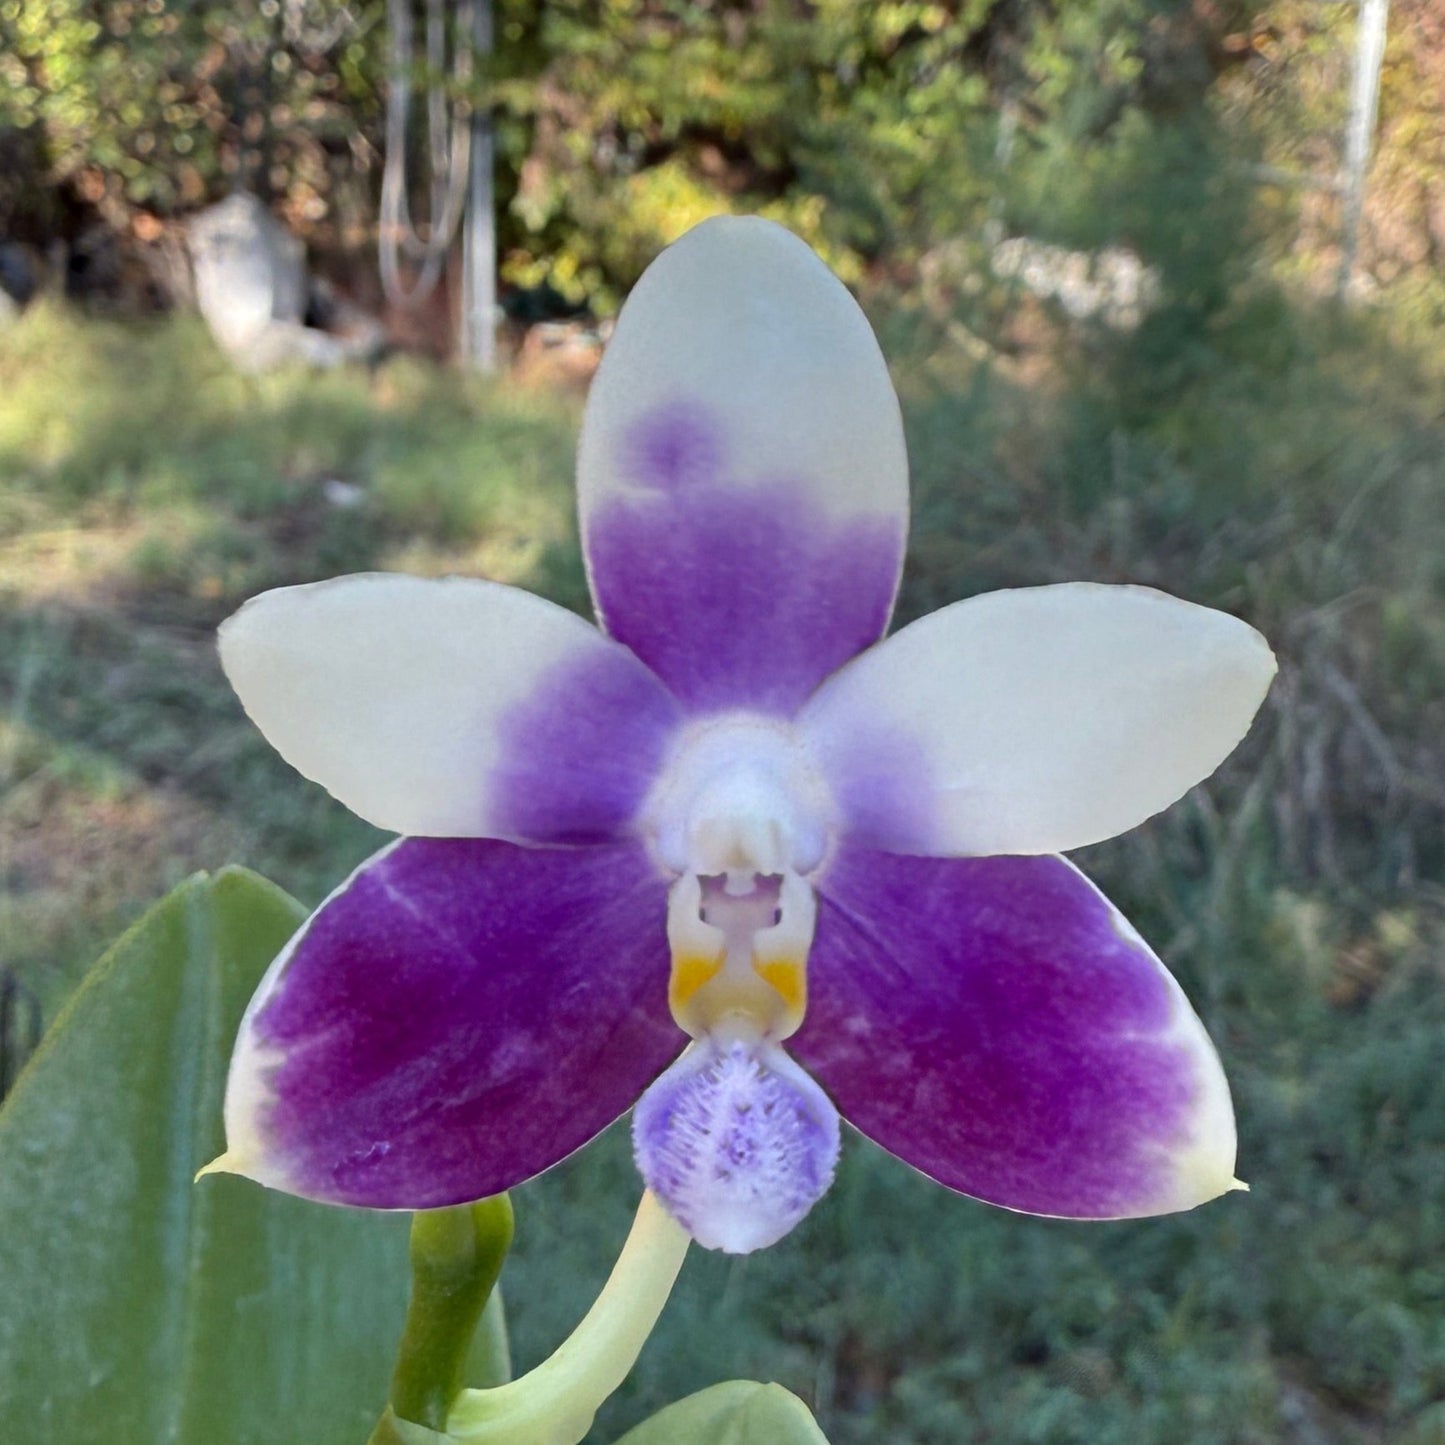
[798,583,1276,856]
[579,214,907,537]
[219,572,679,839]
[576,217,909,712]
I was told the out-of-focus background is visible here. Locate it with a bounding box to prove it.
[1,2,1442,1442]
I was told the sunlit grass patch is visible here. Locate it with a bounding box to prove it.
[0,601,380,1004]
[0,301,580,610]
[0,708,237,1013]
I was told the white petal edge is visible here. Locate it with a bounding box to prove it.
[798,582,1277,857]
[198,840,404,1197]
[1062,856,1242,1217]
[920,856,1244,1220]
[219,572,669,838]
[577,215,908,531]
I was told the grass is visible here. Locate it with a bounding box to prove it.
[1,273,1442,1444]
[0,304,586,1024]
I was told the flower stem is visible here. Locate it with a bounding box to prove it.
[391,1195,515,1430]
[445,1192,690,1445]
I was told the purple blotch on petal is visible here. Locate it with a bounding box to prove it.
[627,400,726,494]
[490,643,682,845]
[795,848,1205,1219]
[815,717,940,853]
[588,482,904,715]
[248,837,681,1208]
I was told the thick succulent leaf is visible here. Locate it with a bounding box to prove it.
[0,869,411,1445]
[612,1381,830,1445]
[578,216,908,714]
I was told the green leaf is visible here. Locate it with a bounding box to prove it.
[0,868,412,1444]
[612,1381,831,1445]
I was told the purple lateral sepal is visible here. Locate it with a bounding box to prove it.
[585,402,905,715]
[237,838,681,1208]
[490,644,683,845]
[794,847,1232,1219]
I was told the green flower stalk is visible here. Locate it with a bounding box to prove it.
[392,1196,515,1430]
[445,1192,689,1445]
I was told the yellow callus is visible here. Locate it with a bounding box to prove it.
[752,954,807,1031]
[668,952,727,1018]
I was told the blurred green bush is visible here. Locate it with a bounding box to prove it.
[4,0,1439,313]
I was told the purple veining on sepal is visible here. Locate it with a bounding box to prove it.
[627,400,726,494]
[490,644,683,845]
[245,837,681,1208]
[633,1037,840,1252]
[587,473,904,715]
[795,848,1219,1219]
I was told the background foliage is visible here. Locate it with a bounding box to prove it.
[5,0,1443,306]
[2,1,1443,1443]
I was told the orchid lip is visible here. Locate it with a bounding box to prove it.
[632,1034,841,1254]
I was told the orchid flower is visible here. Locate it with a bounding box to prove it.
[208,217,1275,1256]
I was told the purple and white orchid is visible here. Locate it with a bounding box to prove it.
[209,217,1275,1255]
